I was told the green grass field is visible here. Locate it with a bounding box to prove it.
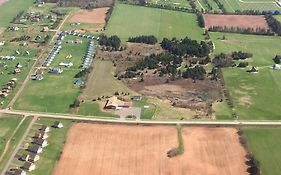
[211,32,281,120]
[244,127,281,175]
[0,0,34,29]
[217,0,280,12]
[81,59,133,99]
[14,35,95,113]
[212,100,232,120]
[105,3,204,41]
[274,15,281,22]
[0,115,32,171]
[132,96,156,119]
[78,101,119,118]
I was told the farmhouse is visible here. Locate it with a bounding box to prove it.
[22,162,36,172]
[53,121,63,128]
[33,138,48,147]
[20,153,40,162]
[40,125,50,132]
[14,169,26,175]
[34,131,48,139]
[104,96,132,109]
[28,145,43,154]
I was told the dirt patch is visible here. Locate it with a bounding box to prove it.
[182,127,248,175]
[69,8,109,24]
[54,124,248,175]
[204,14,269,30]
[123,73,222,119]
[238,96,252,106]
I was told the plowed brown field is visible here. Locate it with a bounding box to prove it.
[54,124,248,175]
[69,7,109,24]
[204,14,269,30]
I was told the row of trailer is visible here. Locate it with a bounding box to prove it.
[81,41,94,69]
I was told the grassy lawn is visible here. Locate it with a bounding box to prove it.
[81,59,133,99]
[212,100,232,120]
[105,3,204,41]
[274,15,281,23]
[0,115,32,171]
[211,32,281,120]
[14,35,95,113]
[243,127,281,175]
[78,100,119,118]
[132,96,156,119]
[0,0,34,29]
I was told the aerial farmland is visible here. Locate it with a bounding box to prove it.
[0,0,281,174]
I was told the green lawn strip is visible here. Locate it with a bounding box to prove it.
[132,96,156,119]
[243,127,281,175]
[212,100,232,120]
[78,100,119,118]
[0,116,32,171]
[105,3,204,41]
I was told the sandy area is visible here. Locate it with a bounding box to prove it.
[69,8,109,24]
[204,14,269,30]
[54,124,248,175]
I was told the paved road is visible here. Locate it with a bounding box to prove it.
[1,116,37,175]
[1,109,281,127]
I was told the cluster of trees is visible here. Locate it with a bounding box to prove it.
[232,51,253,60]
[182,65,206,80]
[213,51,253,67]
[12,11,24,23]
[128,35,157,44]
[160,37,210,57]
[188,0,196,10]
[265,14,281,36]
[99,34,121,50]
[208,26,273,35]
[273,55,281,64]
[121,53,182,78]
[105,6,114,24]
[196,12,205,28]
[74,67,92,78]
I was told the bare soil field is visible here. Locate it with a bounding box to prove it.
[54,124,248,175]
[69,8,109,24]
[204,14,269,30]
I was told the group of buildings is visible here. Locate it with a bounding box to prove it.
[81,41,94,69]
[42,45,62,67]
[0,78,17,99]
[11,121,63,175]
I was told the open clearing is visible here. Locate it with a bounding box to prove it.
[211,32,281,120]
[69,8,109,24]
[244,127,281,175]
[204,14,269,30]
[54,124,247,175]
[105,3,204,41]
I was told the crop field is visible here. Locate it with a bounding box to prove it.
[105,4,204,41]
[14,35,96,113]
[217,0,281,12]
[243,127,281,175]
[0,0,34,32]
[203,14,269,30]
[10,118,72,175]
[54,124,247,175]
[146,0,191,8]
[211,32,281,120]
[0,115,32,171]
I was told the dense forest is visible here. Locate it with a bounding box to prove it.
[99,34,121,50]
[265,14,281,36]
[128,35,157,44]
[160,37,210,57]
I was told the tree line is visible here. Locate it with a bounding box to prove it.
[265,14,281,36]
[160,37,210,57]
[208,26,273,35]
[213,51,253,68]
[99,34,121,50]
[128,35,157,44]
